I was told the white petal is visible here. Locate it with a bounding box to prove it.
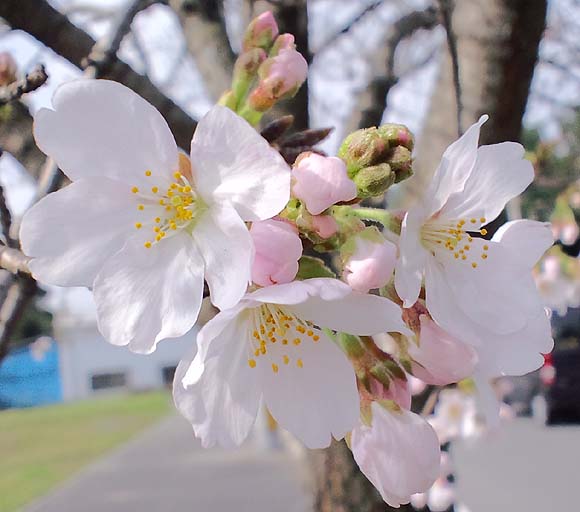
[182,302,250,386]
[441,142,534,223]
[493,219,553,268]
[474,373,501,428]
[351,404,441,507]
[20,177,139,287]
[246,277,351,306]
[289,288,411,336]
[259,329,359,448]
[34,79,178,183]
[194,203,253,310]
[191,106,290,221]
[424,115,487,216]
[174,313,261,448]
[395,210,428,308]
[94,232,204,354]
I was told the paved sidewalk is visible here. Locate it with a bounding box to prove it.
[25,414,312,512]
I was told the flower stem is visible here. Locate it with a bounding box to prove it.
[349,208,401,234]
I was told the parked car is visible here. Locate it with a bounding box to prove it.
[542,308,580,425]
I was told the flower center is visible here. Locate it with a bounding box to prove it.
[131,169,206,249]
[247,304,320,373]
[420,217,489,269]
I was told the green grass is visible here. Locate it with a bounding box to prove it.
[0,391,171,512]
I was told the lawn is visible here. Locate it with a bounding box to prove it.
[0,391,171,512]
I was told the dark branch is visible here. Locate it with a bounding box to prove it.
[0,0,197,150]
[0,64,48,105]
[437,0,463,136]
[356,6,439,129]
[0,184,16,248]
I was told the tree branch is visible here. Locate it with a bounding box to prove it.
[0,0,197,150]
[348,5,439,131]
[437,0,463,136]
[0,64,48,105]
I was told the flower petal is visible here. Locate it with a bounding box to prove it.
[441,142,534,224]
[424,115,487,217]
[395,210,429,308]
[259,329,359,448]
[174,319,261,448]
[410,316,478,385]
[34,79,178,183]
[493,219,553,269]
[351,404,441,507]
[246,277,351,306]
[191,106,290,221]
[290,290,410,336]
[93,232,204,354]
[194,202,253,310]
[20,177,140,287]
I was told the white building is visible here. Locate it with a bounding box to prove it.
[48,287,199,402]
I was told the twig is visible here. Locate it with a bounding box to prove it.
[421,387,440,417]
[0,64,48,105]
[0,246,31,275]
[438,0,463,136]
[0,184,17,248]
[316,1,385,53]
[356,6,439,129]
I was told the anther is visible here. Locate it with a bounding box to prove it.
[151,187,159,194]
[480,228,488,236]
[145,170,152,177]
[138,204,144,211]
[272,363,279,374]
[144,241,152,249]
[472,262,478,268]
[293,338,301,345]
[131,187,139,194]
[135,222,142,229]
[283,355,290,365]
[297,359,303,368]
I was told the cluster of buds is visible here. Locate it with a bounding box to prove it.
[220,12,307,125]
[339,123,414,198]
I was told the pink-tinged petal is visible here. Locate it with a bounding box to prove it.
[351,404,441,507]
[194,202,253,310]
[311,214,338,238]
[20,177,140,287]
[93,232,204,354]
[250,219,302,286]
[371,376,412,410]
[493,219,553,269]
[424,115,487,217]
[174,317,261,448]
[191,106,290,221]
[409,316,478,385]
[344,236,397,293]
[246,277,351,306]
[34,79,178,184]
[259,329,359,448]
[395,210,429,308]
[441,142,534,224]
[292,154,357,215]
[289,287,410,336]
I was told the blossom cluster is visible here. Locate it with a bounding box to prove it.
[19,12,554,508]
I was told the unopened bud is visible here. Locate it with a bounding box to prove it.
[0,52,17,87]
[232,48,267,100]
[243,11,279,52]
[270,33,296,56]
[248,48,308,112]
[341,227,396,293]
[217,90,237,110]
[338,124,414,197]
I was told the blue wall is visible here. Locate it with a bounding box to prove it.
[0,340,62,409]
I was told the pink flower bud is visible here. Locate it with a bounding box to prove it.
[270,33,295,55]
[343,236,396,293]
[370,374,411,409]
[310,214,338,239]
[243,11,279,52]
[250,219,302,286]
[409,316,478,385]
[248,48,308,112]
[0,52,17,87]
[292,153,356,215]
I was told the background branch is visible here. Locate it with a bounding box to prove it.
[0,64,48,105]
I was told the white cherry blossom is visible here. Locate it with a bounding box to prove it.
[173,278,409,449]
[20,79,290,353]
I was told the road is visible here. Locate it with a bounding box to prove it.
[453,418,580,512]
[25,414,312,512]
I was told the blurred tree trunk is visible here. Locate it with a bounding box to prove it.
[310,2,546,511]
[169,0,235,101]
[411,0,547,207]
